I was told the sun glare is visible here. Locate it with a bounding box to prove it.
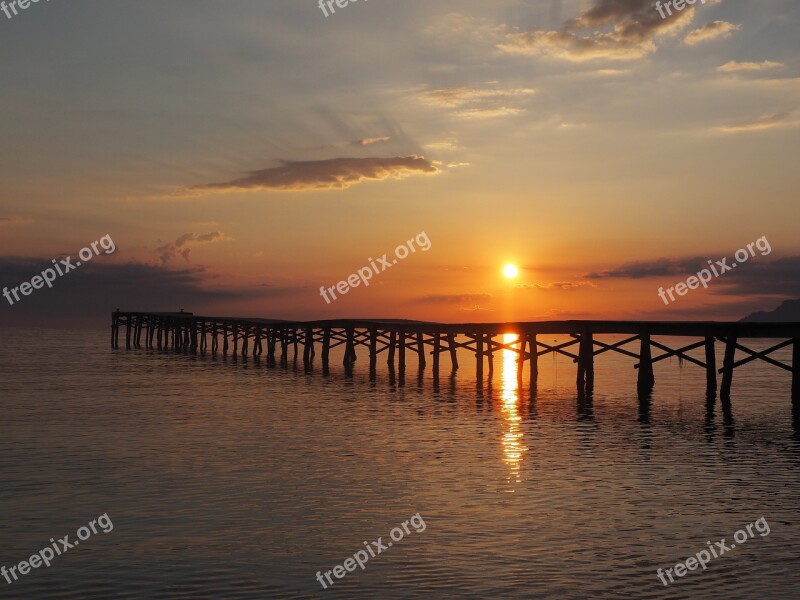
[503,264,519,279]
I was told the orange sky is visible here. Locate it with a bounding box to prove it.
[1,0,798,325]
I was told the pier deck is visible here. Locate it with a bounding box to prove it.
[111,311,800,405]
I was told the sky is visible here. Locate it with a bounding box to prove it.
[0,0,798,326]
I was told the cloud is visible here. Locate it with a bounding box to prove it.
[0,257,303,325]
[184,156,439,195]
[356,136,391,146]
[714,108,800,133]
[414,293,492,304]
[499,0,695,61]
[421,86,534,120]
[713,256,800,297]
[515,281,595,290]
[684,21,740,46]
[717,60,784,73]
[583,255,800,298]
[585,257,709,279]
[155,231,231,265]
[423,87,535,107]
[455,107,525,119]
[0,216,32,226]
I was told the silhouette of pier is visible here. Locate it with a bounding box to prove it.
[111,311,800,406]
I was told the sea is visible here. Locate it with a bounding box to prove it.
[1,327,798,599]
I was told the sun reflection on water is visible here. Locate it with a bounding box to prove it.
[500,333,528,485]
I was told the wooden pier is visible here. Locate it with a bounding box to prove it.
[111,311,800,405]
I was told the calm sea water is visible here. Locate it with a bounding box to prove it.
[1,327,799,599]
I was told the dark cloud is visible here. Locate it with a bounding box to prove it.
[585,256,708,279]
[184,156,439,194]
[0,257,304,326]
[500,0,695,60]
[714,256,800,297]
[585,255,800,298]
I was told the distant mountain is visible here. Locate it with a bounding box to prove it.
[741,299,800,322]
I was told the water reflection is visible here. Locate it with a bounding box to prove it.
[500,334,528,484]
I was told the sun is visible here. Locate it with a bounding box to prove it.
[503,263,519,279]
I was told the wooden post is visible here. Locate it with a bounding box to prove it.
[417,332,426,368]
[447,333,458,370]
[222,322,229,356]
[238,326,246,356]
[369,328,377,371]
[577,331,594,392]
[586,333,594,390]
[486,333,494,375]
[432,332,441,373]
[517,333,527,380]
[529,333,538,385]
[293,329,299,361]
[720,334,737,400]
[111,312,119,348]
[125,316,132,350]
[705,336,717,394]
[344,328,355,366]
[398,330,406,371]
[322,328,331,370]
[792,338,800,407]
[303,327,313,366]
[637,333,654,393]
[387,331,397,367]
[476,333,484,379]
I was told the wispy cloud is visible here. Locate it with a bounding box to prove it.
[515,281,595,290]
[421,86,534,119]
[499,0,695,61]
[183,156,439,195]
[717,60,784,73]
[356,136,391,146]
[155,231,231,265]
[423,87,535,107]
[684,20,740,46]
[714,109,800,133]
[414,293,492,304]
[0,216,32,226]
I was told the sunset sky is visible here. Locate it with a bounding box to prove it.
[1,0,798,325]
